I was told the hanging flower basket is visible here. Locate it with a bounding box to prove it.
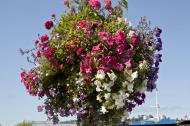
[20,0,162,125]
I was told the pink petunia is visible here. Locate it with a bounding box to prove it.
[117,44,126,55]
[78,19,89,29]
[106,37,114,47]
[92,44,103,54]
[89,0,101,9]
[115,63,125,71]
[126,59,132,68]
[104,0,112,10]
[114,30,126,44]
[99,64,109,73]
[98,31,109,41]
[37,106,43,112]
[84,28,93,35]
[85,64,93,74]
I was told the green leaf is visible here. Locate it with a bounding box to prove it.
[121,0,128,10]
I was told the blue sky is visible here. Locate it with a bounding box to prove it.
[0,0,190,125]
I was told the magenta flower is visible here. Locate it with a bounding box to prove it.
[92,44,103,54]
[117,44,126,55]
[85,64,93,74]
[44,48,54,59]
[115,63,125,71]
[40,35,49,42]
[78,19,89,29]
[102,56,117,68]
[106,37,114,47]
[89,0,101,9]
[115,30,126,43]
[85,55,92,63]
[45,20,54,30]
[132,36,139,46]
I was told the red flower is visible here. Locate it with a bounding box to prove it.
[66,45,72,52]
[83,77,90,84]
[40,35,49,42]
[37,51,41,57]
[45,20,54,30]
[76,47,83,57]
[59,64,64,70]
[21,71,26,78]
[39,43,48,50]
[44,48,54,59]
[85,55,92,63]
[50,60,57,68]
[71,40,78,46]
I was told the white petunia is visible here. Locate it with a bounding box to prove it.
[138,79,148,93]
[100,106,108,114]
[96,70,105,80]
[112,92,125,109]
[73,97,78,102]
[122,81,129,88]
[94,80,101,86]
[139,60,147,69]
[117,17,131,26]
[115,98,125,109]
[96,94,102,102]
[96,86,102,92]
[103,84,111,92]
[107,72,117,81]
[104,93,111,100]
[127,83,134,92]
[121,109,129,122]
[107,104,115,109]
[131,71,138,80]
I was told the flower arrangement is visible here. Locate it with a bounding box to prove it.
[20,0,162,125]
